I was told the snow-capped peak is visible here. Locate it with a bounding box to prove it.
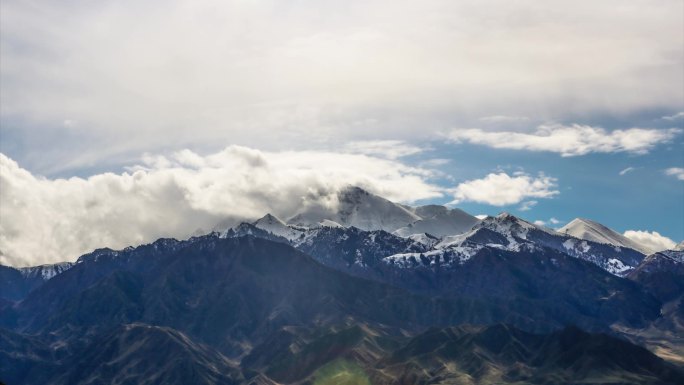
[394,205,480,237]
[251,213,305,241]
[558,218,649,255]
[652,249,684,263]
[476,212,556,238]
[318,219,344,228]
[18,261,74,281]
[287,185,420,232]
[253,213,287,228]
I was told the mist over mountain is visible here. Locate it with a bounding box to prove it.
[1,187,683,384]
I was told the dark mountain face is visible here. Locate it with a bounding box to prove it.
[226,224,660,331]
[628,251,684,303]
[54,324,244,385]
[242,323,684,384]
[370,324,683,384]
[294,226,429,281]
[3,321,682,385]
[1,234,681,384]
[0,323,244,385]
[0,262,73,302]
[0,265,31,302]
[4,237,487,353]
[0,328,59,385]
[6,234,660,340]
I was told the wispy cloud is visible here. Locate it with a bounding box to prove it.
[343,140,424,159]
[665,167,684,180]
[661,112,684,121]
[448,125,681,156]
[419,158,451,167]
[0,147,444,266]
[479,115,530,123]
[450,172,558,206]
[518,200,538,211]
[619,167,636,176]
[534,217,560,227]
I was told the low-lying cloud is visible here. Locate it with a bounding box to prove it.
[0,147,443,267]
[448,125,681,156]
[623,230,677,253]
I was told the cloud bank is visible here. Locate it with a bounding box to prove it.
[2,0,682,172]
[623,230,677,253]
[448,125,681,156]
[0,147,442,267]
[450,172,558,206]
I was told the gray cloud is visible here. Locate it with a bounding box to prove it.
[661,112,684,121]
[1,0,682,172]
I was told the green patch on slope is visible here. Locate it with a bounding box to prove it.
[312,360,371,385]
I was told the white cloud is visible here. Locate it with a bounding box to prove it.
[665,167,684,180]
[448,125,681,156]
[534,217,560,227]
[661,112,684,121]
[623,230,677,253]
[518,200,538,211]
[1,0,682,172]
[619,167,636,176]
[420,158,450,167]
[450,172,558,206]
[475,214,489,220]
[479,116,530,123]
[0,147,443,267]
[343,140,423,159]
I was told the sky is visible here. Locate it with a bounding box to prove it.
[0,0,683,266]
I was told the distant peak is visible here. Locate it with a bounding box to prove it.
[561,218,615,235]
[572,217,598,225]
[495,212,517,221]
[318,219,344,228]
[341,185,369,193]
[253,213,286,226]
[338,185,371,200]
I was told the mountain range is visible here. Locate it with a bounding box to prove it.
[1,186,683,384]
